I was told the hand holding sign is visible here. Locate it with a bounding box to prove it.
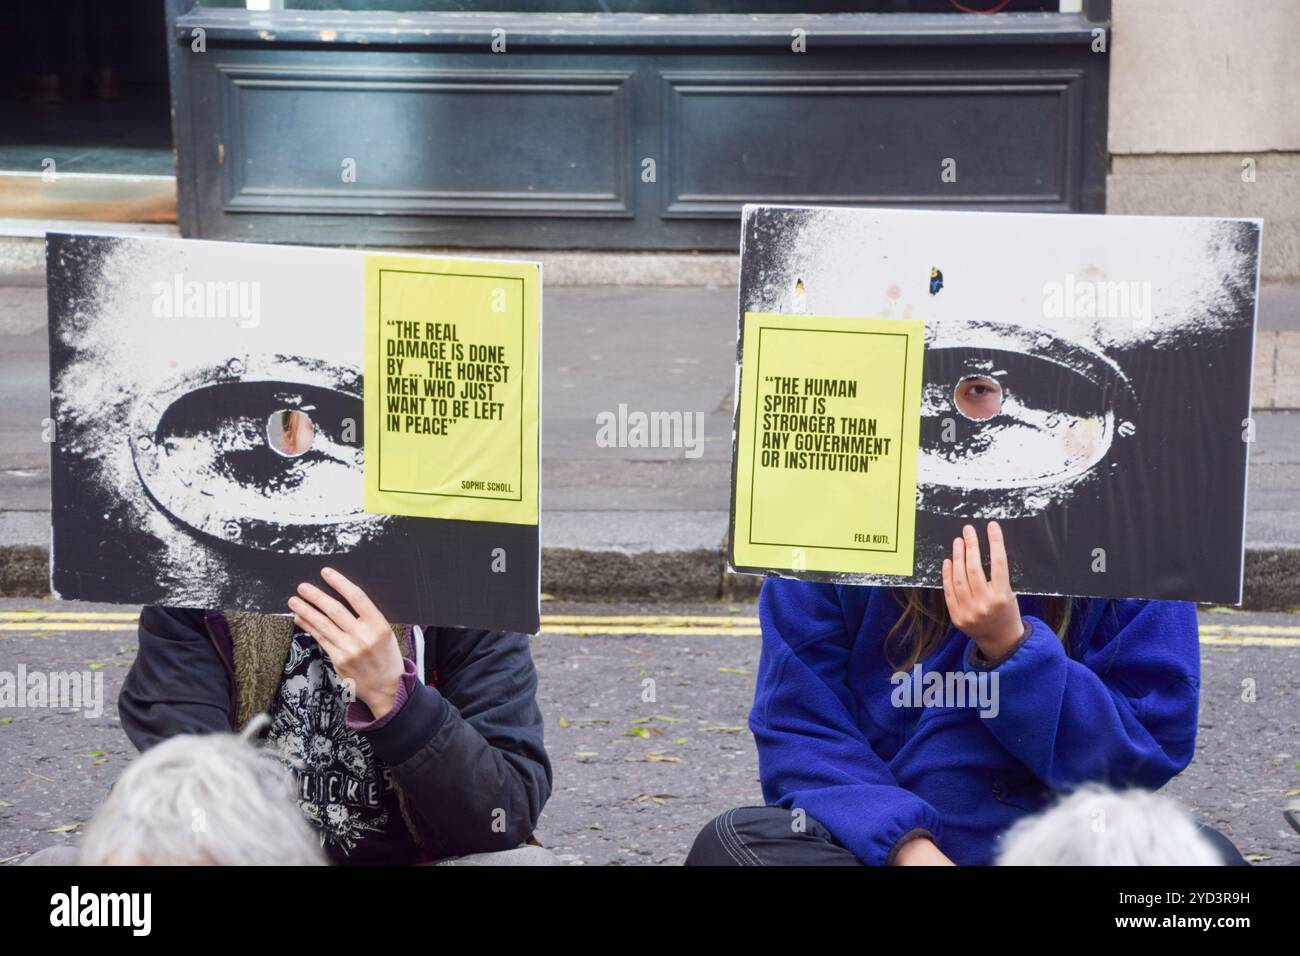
[941,521,1025,661]
[288,568,405,719]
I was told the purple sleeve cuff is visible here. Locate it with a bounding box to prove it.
[345,656,418,731]
[965,618,1035,671]
[886,828,936,866]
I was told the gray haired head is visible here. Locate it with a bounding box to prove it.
[996,785,1222,866]
[80,715,325,865]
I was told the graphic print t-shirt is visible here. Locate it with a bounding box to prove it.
[264,629,420,865]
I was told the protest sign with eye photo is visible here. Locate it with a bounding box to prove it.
[729,204,1262,604]
[46,233,541,632]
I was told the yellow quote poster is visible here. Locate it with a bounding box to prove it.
[363,255,539,525]
[731,312,924,576]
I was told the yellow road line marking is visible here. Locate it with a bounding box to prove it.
[1199,634,1300,648]
[540,621,759,629]
[0,611,1297,647]
[0,623,138,632]
[540,626,762,637]
[0,611,763,625]
[0,612,140,621]
[9,615,1295,629]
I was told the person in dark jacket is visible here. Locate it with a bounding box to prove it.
[687,521,1246,867]
[118,566,553,865]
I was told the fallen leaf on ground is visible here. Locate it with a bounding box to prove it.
[559,717,610,729]
[625,751,681,763]
[631,792,678,805]
[717,667,752,675]
[47,822,83,834]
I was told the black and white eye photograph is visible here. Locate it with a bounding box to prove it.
[734,204,1261,603]
[45,232,539,632]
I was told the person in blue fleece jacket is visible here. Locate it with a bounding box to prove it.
[687,520,1243,866]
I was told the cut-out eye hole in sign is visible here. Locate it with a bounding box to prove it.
[363,255,540,526]
[731,312,926,577]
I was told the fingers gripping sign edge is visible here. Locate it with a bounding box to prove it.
[987,520,1011,590]
[295,581,357,634]
[321,566,384,623]
[962,523,987,594]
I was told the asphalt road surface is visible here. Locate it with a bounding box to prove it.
[1,598,1297,866]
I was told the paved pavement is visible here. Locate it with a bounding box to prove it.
[3,274,1300,605]
[1,598,1296,866]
